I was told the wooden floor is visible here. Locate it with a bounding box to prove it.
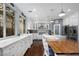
[24,40,44,56]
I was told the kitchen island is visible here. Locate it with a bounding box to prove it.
[0,34,33,56]
[42,34,66,56]
[48,39,79,55]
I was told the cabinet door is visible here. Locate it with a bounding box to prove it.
[0,3,3,38]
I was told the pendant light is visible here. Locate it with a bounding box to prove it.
[59,9,65,17]
[59,4,65,17]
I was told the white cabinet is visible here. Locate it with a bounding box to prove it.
[0,34,33,56]
[37,35,42,39]
[32,33,42,40]
[33,33,38,39]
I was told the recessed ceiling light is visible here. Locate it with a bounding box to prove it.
[68,9,71,12]
[33,8,36,11]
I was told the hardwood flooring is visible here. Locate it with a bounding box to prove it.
[24,40,44,56]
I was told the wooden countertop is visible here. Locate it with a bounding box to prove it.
[48,39,79,54]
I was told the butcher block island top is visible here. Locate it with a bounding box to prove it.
[48,39,79,55]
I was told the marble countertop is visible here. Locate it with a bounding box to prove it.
[0,34,32,48]
[42,34,66,41]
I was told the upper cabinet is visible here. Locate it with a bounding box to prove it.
[19,14,26,34]
[6,6,15,36]
[0,3,26,38]
[0,3,3,38]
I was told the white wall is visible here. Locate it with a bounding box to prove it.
[63,12,79,26]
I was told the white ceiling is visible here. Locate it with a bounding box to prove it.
[15,3,79,21]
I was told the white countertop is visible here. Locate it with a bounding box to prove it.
[42,34,66,41]
[0,34,32,48]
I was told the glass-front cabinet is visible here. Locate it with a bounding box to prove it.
[0,3,26,38]
[6,6,15,36]
[0,3,3,38]
[19,15,26,34]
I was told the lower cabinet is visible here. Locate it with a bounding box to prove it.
[33,33,42,40]
[0,34,33,56]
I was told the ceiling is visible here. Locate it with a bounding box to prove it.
[15,3,79,22]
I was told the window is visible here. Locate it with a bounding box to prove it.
[0,3,3,38]
[19,15,25,34]
[6,6,15,36]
